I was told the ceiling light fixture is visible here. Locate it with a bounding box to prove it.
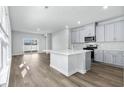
[77,21,81,25]
[43,6,49,9]
[103,6,108,10]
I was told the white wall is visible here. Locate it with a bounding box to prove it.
[12,31,46,55]
[46,33,52,50]
[52,29,70,50]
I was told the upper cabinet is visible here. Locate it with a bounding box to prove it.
[96,24,104,42]
[104,23,115,41]
[71,30,80,43]
[71,23,95,43]
[96,17,124,42]
[114,21,124,42]
[86,24,95,36]
[72,17,124,43]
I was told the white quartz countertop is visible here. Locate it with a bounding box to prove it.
[50,49,92,55]
[94,49,124,52]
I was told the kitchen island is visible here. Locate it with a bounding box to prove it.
[50,50,92,76]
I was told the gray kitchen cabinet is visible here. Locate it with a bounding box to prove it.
[96,25,105,42]
[94,50,104,62]
[71,31,76,43]
[113,51,124,67]
[104,51,114,64]
[104,23,115,41]
[103,50,124,67]
[85,24,95,37]
[71,23,95,43]
[79,30,84,43]
[122,53,124,67]
[115,21,124,41]
[71,30,80,43]
[75,30,80,43]
[79,28,87,43]
[87,24,95,36]
[99,18,124,42]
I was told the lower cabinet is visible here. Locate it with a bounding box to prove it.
[113,51,124,66]
[104,51,114,64]
[94,50,104,62]
[94,50,124,68]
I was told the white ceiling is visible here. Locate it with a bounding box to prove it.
[9,6,124,34]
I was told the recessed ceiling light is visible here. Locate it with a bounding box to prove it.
[77,21,81,25]
[103,6,108,9]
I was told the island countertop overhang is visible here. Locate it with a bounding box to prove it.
[50,50,92,55]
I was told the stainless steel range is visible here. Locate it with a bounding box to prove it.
[83,45,97,61]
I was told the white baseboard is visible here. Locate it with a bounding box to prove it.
[50,64,82,77]
[12,51,46,56]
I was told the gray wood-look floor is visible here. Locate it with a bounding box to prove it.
[9,53,123,87]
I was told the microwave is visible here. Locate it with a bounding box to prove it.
[84,36,96,43]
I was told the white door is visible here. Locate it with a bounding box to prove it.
[115,21,124,41]
[105,23,115,41]
[96,25,105,42]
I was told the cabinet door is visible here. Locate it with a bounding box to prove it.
[105,23,115,41]
[79,28,86,43]
[114,52,124,67]
[104,51,113,64]
[88,24,95,36]
[94,50,104,62]
[122,55,124,67]
[71,31,76,43]
[75,30,80,43]
[71,31,80,43]
[79,30,84,43]
[96,25,105,42]
[114,55,122,66]
[115,21,124,41]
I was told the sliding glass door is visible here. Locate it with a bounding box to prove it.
[23,38,39,54]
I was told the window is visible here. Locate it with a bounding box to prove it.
[23,38,39,53]
[0,6,11,86]
[0,28,2,71]
[0,39,2,71]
